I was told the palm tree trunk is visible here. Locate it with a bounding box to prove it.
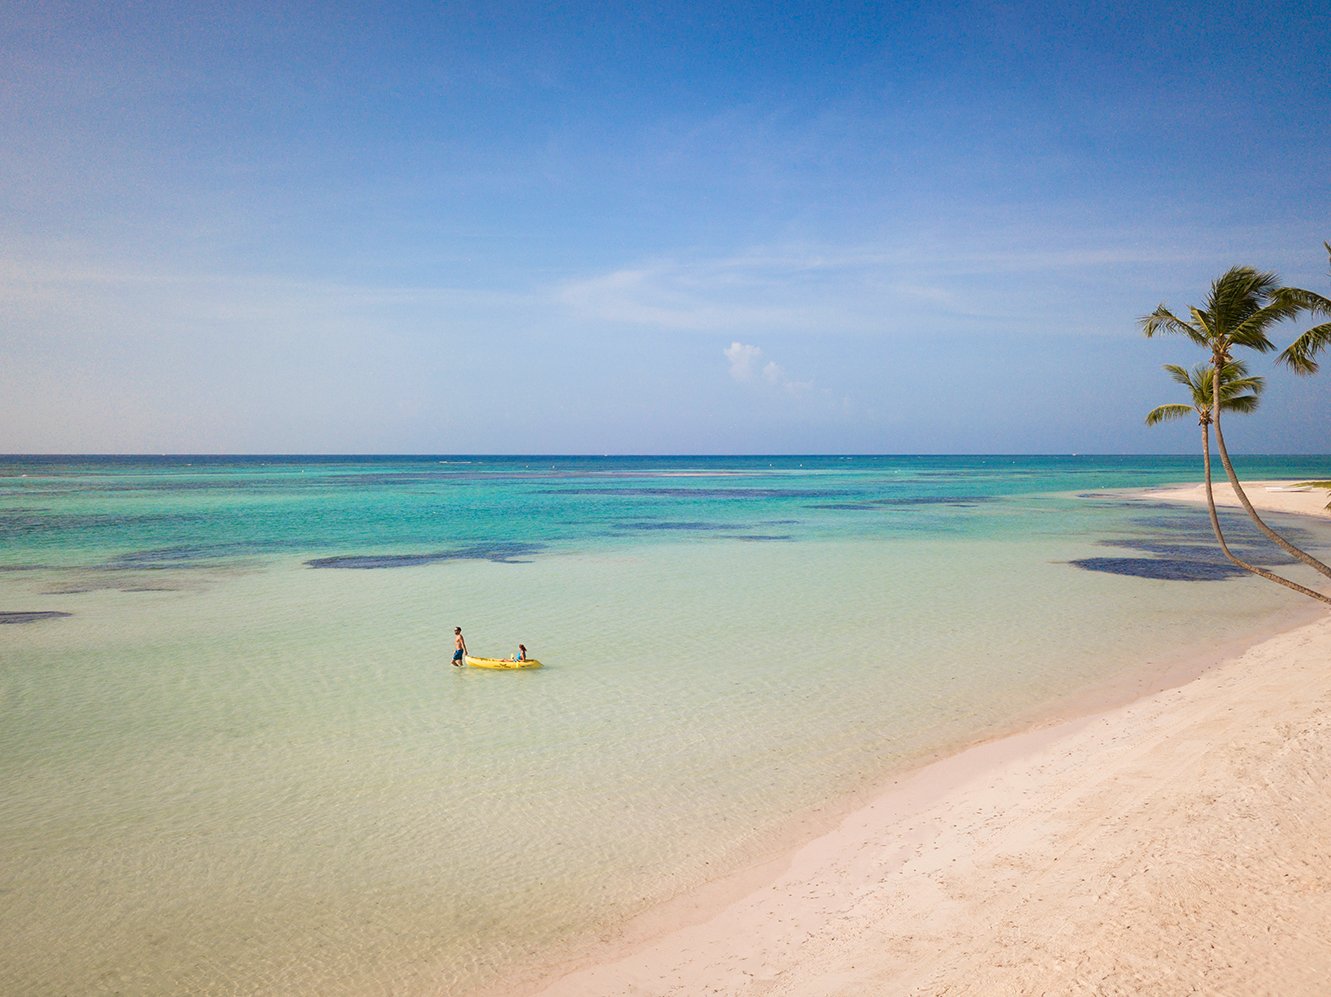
[1211,364,1331,584]
[1200,421,1331,605]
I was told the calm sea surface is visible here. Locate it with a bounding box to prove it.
[3,454,1330,994]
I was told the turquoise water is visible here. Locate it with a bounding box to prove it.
[3,454,1330,994]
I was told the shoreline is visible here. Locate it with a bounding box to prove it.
[1134,477,1331,519]
[506,480,1331,996]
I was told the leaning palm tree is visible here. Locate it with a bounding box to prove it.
[1146,361,1330,605]
[1141,266,1331,586]
[1276,243,1331,374]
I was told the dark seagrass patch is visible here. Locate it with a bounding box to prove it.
[0,610,73,624]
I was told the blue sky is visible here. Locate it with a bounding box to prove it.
[3,0,1328,454]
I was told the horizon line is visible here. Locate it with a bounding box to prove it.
[4,452,1330,460]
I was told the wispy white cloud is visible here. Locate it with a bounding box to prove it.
[724,341,811,395]
[555,263,819,331]
[0,254,532,341]
[551,234,1240,339]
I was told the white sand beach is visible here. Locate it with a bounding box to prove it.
[525,481,1331,996]
[1139,478,1331,520]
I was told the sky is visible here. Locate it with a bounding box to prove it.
[2,0,1329,454]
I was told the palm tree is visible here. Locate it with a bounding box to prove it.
[1141,266,1331,586]
[1276,243,1331,374]
[1146,361,1330,605]
[1144,360,1262,427]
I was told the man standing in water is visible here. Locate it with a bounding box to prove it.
[451,627,468,667]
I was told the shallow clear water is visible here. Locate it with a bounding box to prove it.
[2,455,1330,994]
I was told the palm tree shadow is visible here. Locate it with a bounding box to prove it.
[1070,509,1317,582]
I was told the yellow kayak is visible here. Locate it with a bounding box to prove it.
[464,654,542,670]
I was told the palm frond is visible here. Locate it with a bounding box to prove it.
[1140,306,1205,344]
[1221,393,1260,415]
[1214,360,1262,402]
[1274,286,1331,317]
[1145,403,1194,426]
[1208,267,1283,332]
[1188,306,1217,344]
[1162,363,1193,387]
[1274,250,1331,374]
[1277,320,1331,374]
[1272,243,1331,374]
[1230,298,1299,352]
[1217,376,1264,401]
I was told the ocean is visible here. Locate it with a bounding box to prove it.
[3,454,1330,994]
